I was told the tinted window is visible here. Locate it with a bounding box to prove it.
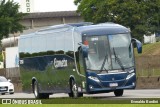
[25,37,32,53]
[46,34,56,51]
[74,32,82,52]
[32,35,46,53]
[19,38,25,53]
[55,32,65,51]
[64,31,73,52]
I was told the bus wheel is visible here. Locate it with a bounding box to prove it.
[33,81,49,99]
[33,81,40,98]
[69,80,78,98]
[114,89,123,97]
[1,93,5,95]
[78,93,83,97]
[41,94,49,99]
[69,79,83,98]
[72,80,78,98]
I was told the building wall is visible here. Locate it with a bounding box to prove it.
[65,17,83,24]
[20,19,32,28]
[20,16,83,31]
[1,11,83,48]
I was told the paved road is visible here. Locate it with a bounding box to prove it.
[0,89,160,99]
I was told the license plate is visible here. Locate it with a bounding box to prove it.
[0,87,6,91]
[109,83,118,87]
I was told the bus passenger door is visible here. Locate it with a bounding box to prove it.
[77,48,86,91]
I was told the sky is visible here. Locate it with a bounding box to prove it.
[14,0,77,12]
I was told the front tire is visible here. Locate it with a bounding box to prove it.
[114,89,123,97]
[69,79,83,98]
[71,80,78,98]
[33,81,49,99]
[1,93,5,95]
[10,92,14,94]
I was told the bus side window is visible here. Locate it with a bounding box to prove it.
[64,32,73,52]
[32,35,46,53]
[46,34,56,52]
[55,32,65,53]
[25,37,32,53]
[19,38,25,53]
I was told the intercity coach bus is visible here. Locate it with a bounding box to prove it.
[18,22,142,99]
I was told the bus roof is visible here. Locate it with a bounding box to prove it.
[20,22,130,38]
[76,23,130,36]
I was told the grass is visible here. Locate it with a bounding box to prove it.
[134,41,160,56]
[137,69,160,77]
[134,41,160,76]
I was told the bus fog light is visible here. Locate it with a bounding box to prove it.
[132,82,135,86]
[89,85,94,89]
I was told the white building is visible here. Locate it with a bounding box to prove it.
[19,0,34,13]
[144,33,156,44]
[0,0,34,13]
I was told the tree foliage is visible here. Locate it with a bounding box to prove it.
[75,0,160,41]
[0,0,26,40]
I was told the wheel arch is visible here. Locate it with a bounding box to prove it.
[69,75,76,91]
[69,75,76,83]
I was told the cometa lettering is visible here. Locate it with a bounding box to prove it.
[54,58,68,68]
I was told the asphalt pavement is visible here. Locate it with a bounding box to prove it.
[0,89,160,99]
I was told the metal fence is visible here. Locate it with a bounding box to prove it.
[5,67,20,78]
[0,67,21,82]
[136,56,160,77]
[0,68,6,76]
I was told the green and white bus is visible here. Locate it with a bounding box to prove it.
[18,22,142,98]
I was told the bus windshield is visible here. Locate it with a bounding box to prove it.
[84,33,134,72]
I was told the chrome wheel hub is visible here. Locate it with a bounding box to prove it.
[72,84,78,98]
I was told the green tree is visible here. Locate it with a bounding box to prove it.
[75,0,160,41]
[0,0,26,40]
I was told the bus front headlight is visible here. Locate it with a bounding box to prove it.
[88,76,100,82]
[126,73,135,80]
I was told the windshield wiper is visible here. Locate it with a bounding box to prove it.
[99,52,108,73]
[113,47,125,70]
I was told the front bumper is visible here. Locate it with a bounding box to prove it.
[0,86,14,94]
[86,71,136,94]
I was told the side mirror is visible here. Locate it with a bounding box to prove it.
[8,79,11,82]
[82,45,89,58]
[132,38,142,54]
[78,42,89,58]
